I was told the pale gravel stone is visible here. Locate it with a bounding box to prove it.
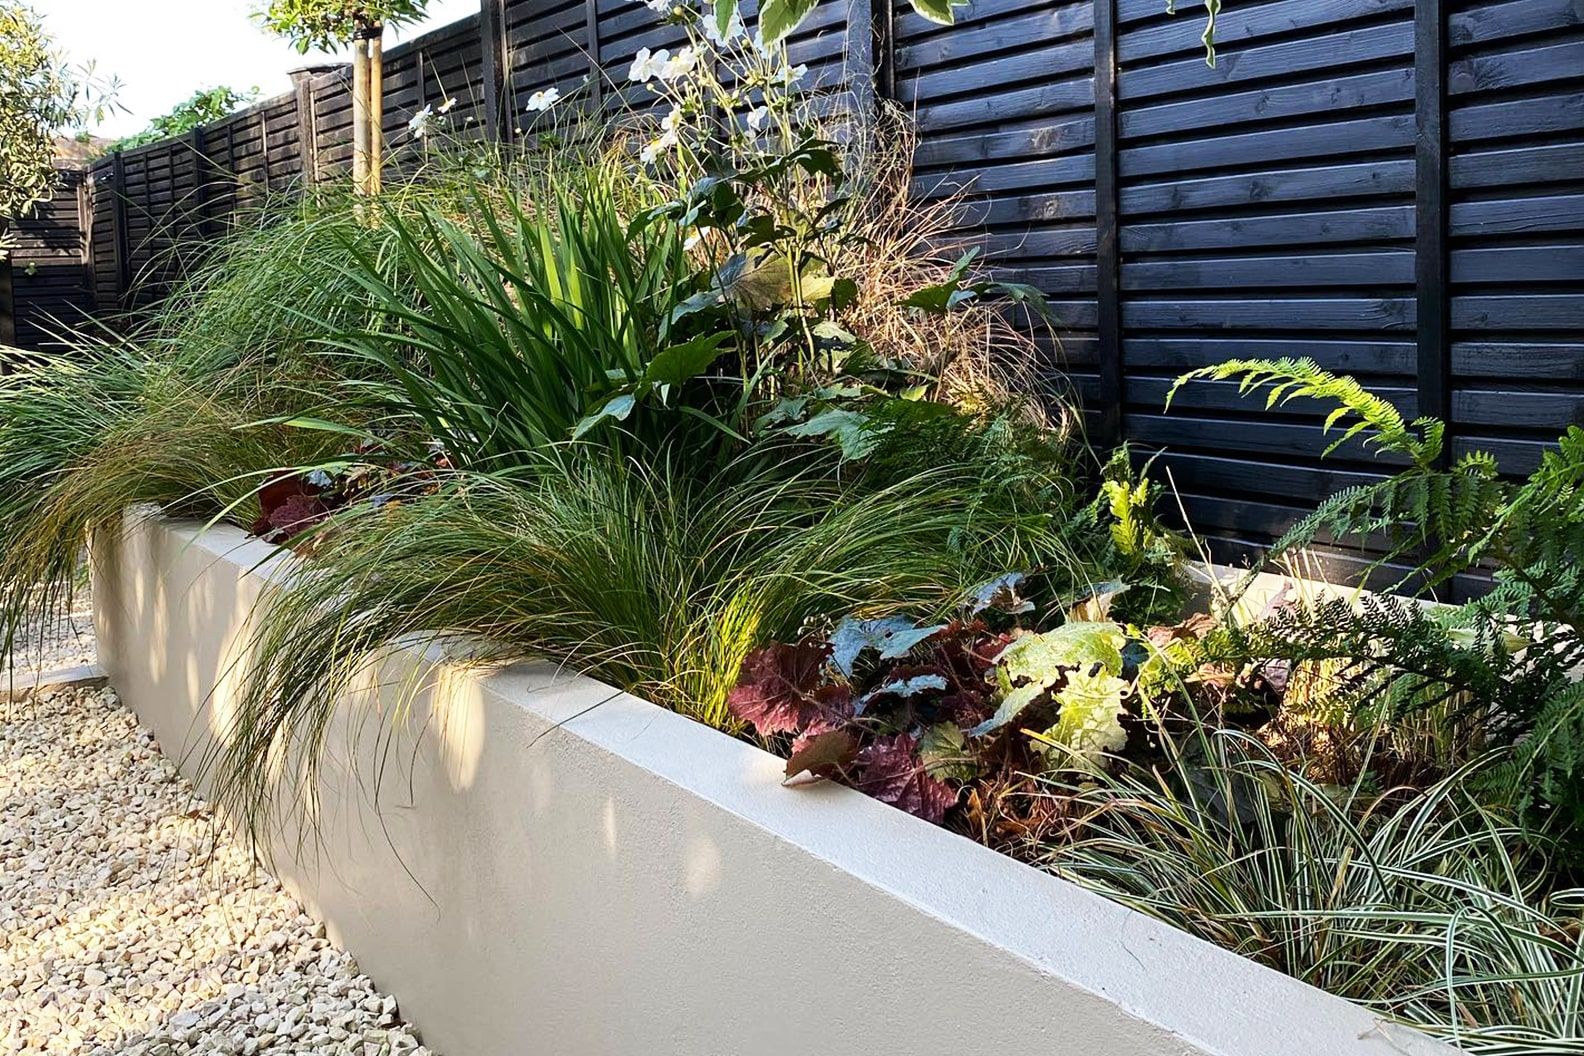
[5,578,97,679]
[0,680,435,1056]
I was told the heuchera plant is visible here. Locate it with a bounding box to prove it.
[727,574,1287,825]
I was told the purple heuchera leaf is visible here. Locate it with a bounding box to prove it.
[728,641,851,735]
[785,728,859,782]
[855,733,957,824]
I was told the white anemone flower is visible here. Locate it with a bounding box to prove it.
[628,47,670,83]
[643,0,670,11]
[408,105,434,137]
[659,46,698,80]
[639,105,685,164]
[781,62,809,85]
[526,87,561,112]
[437,96,457,114]
[745,105,769,132]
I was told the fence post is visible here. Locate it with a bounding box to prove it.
[292,70,318,184]
[1415,0,1451,462]
[109,150,131,309]
[189,126,212,241]
[1093,0,1122,443]
[0,249,14,349]
[585,0,603,109]
[845,0,875,118]
[871,0,895,103]
[481,0,512,142]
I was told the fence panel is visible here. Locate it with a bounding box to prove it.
[1110,0,1421,571]
[905,0,1103,430]
[1446,0,1584,477]
[5,168,94,350]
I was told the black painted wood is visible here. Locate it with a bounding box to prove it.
[481,0,511,142]
[1094,0,1121,443]
[1416,0,1451,459]
[109,152,130,309]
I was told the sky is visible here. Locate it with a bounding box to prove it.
[36,0,479,139]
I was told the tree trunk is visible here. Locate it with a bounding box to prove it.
[351,37,371,196]
[367,31,384,195]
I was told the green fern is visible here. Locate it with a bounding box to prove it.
[1175,358,1584,863]
[1166,357,1444,469]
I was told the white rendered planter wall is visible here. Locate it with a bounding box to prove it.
[93,513,1457,1056]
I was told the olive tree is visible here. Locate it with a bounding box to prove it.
[0,1,117,244]
[255,1,430,195]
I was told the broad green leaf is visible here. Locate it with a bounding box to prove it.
[715,0,739,46]
[571,393,636,439]
[643,333,731,386]
[970,682,1044,737]
[758,0,820,44]
[782,407,882,461]
[1034,668,1131,769]
[919,723,978,781]
[908,0,965,25]
[998,622,1128,683]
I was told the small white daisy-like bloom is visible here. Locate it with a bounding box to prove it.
[639,106,685,164]
[746,105,769,132]
[526,87,561,112]
[684,229,703,250]
[629,47,670,82]
[437,96,457,114]
[781,62,809,85]
[702,7,744,45]
[643,0,669,11]
[408,105,434,137]
[659,45,698,80]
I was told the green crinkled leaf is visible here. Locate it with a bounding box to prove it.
[643,332,731,386]
[972,622,1129,737]
[919,723,978,781]
[783,408,883,461]
[1035,668,1131,769]
[998,622,1128,683]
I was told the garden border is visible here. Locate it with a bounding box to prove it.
[92,511,1457,1056]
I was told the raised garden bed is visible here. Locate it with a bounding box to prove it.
[92,512,1457,1056]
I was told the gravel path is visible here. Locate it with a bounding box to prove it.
[9,586,97,677]
[1,588,436,1055]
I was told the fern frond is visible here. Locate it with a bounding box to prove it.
[1167,357,1442,469]
[1217,595,1511,721]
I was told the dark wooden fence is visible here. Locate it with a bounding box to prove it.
[26,0,1584,575]
[1,167,94,352]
